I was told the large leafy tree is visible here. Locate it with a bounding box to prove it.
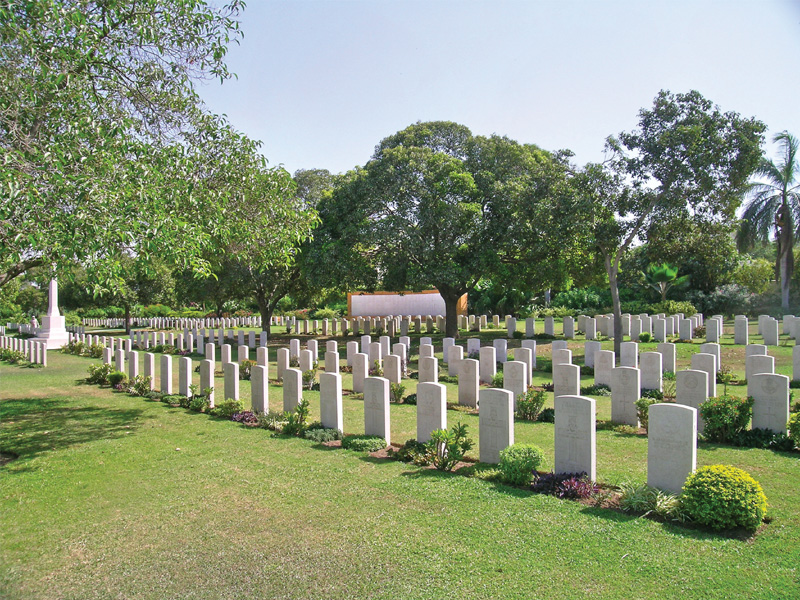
[577,90,765,354]
[0,0,302,291]
[313,122,581,337]
[737,131,800,309]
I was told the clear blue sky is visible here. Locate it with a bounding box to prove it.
[198,0,800,176]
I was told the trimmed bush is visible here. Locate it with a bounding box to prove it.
[341,435,387,452]
[108,371,127,387]
[699,395,754,443]
[499,444,544,486]
[681,465,768,531]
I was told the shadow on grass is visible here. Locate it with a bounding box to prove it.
[0,397,148,470]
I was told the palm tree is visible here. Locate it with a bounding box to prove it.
[738,131,800,309]
[642,263,690,302]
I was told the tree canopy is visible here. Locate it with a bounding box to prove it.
[577,90,765,353]
[313,121,582,337]
[0,0,306,294]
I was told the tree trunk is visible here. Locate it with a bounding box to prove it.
[605,253,623,357]
[438,285,462,339]
[124,303,131,335]
[777,204,794,310]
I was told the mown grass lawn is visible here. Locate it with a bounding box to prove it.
[2,323,799,599]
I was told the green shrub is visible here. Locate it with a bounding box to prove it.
[635,397,659,432]
[699,395,754,443]
[403,393,417,406]
[161,394,188,407]
[188,395,209,412]
[311,307,340,320]
[304,427,342,442]
[498,444,544,486]
[239,359,257,380]
[257,410,288,431]
[580,383,611,396]
[491,372,504,387]
[681,465,768,531]
[341,434,387,452]
[391,439,432,465]
[86,363,114,385]
[512,330,524,339]
[0,349,27,364]
[209,399,243,418]
[516,389,546,421]
[638,332,653,343]
[429,422,473,471]
[108,371,127,387]
[127,375,153,397]
[648,300,697,317]
[302,369,317,391]
[282,398,310,436]
[552,288,603,311]
[390,382,406,403]
[537,407,555,423]
[788,413,800,449]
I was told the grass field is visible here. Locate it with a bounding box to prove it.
[2,323,799,599]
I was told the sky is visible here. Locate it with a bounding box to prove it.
[197,0,800,176]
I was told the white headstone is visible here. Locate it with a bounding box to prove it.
[479,388,514,464]
[647,403,697,494]
[554,395,596,480]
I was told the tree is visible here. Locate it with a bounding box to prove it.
[737,131,800,309]
[314,122,581,338]
[642,263,689,302]
[577,90,765,355]
[0,1,295,291]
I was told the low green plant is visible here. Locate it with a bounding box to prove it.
[638,332,653,343]
[512,330,524,339]
[390,439,432,465]
[341,434,387,452]
[209,399,244,419]
[239,359,257,380]
[515,389,546,421]
[640,388,663,401]
[127,375,153,397]
[717,365,736,395]
[498,444,544,486]
[1,349,28,364]
[635,397,659,432]
[370,360,383,377]
[302,369,317,391]
[403,393,417,406]
[257,410,288,431]
[537,407,555,423]
[788,413,800,449]
[303,426,343,443]
[282,398,310,436]
[580,383,611,396]
[438,375,458,384]
[681,465,768,531]
[188,395,209,412]
[390,382,406,403]
[108,371,127,387]
[491,372,504,387]
[86,363,114,385]
[699,395,754,443]
[618,482,688,522]
[429,422,473,472]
